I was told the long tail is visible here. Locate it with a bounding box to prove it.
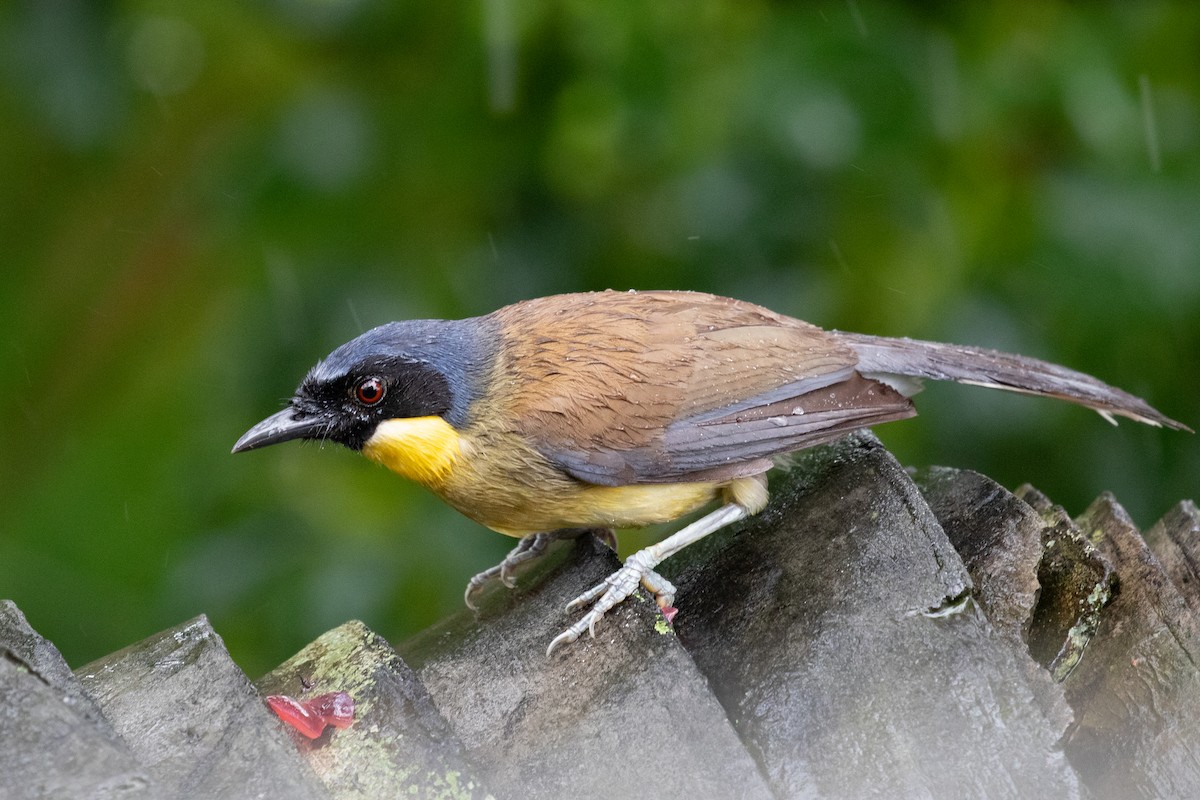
[839,333,1190,432]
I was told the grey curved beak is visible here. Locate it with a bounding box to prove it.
[232,407,330,453]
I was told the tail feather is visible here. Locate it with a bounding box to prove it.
[840,333,1190,432]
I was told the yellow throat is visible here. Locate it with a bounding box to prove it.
[361,416,461,488]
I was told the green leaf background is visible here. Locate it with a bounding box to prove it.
[1,1,1195,675]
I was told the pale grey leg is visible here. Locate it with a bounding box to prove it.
[547,504,749,655]
[464,528,616,610]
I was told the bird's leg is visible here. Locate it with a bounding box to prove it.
[464,527,616,610]
[547,503,749,655]
[590,527,618,552]
[464,534,548,610]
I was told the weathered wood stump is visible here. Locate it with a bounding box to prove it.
[2,432,1197,799]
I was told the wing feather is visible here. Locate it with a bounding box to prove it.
[486,291,913,486]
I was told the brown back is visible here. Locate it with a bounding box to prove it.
[482,291,914,486]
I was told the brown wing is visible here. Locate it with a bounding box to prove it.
[488,290,915,486]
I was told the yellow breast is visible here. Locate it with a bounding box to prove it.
[361,416,462,489]
[359,415,724,537]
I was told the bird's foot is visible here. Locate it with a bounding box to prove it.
[464,533,551,610]
[464,528,616,610]
[546,549,674,655]
[543,504,750,654]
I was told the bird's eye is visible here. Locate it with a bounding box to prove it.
[353,377,386,406]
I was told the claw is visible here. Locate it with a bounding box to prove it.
[463,532,552,610]
[464,566,502,611]
[465,528,620,611]
[545,505,749,655]
[548,552,677,655]
[546,625,582,656]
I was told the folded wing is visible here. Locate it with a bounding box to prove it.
[492,291,915,486]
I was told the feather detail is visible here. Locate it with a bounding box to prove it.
[841,333,1189,431]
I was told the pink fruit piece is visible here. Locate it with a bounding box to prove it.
[266,694,327,739]
[309,691,356,730]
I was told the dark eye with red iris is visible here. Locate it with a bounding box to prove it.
[354,377,385,406]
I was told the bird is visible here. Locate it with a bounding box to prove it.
[232,290,1189,654]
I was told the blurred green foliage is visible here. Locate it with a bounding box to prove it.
[0,1,1196,677]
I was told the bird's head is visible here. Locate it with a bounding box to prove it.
[232,319,481,455]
